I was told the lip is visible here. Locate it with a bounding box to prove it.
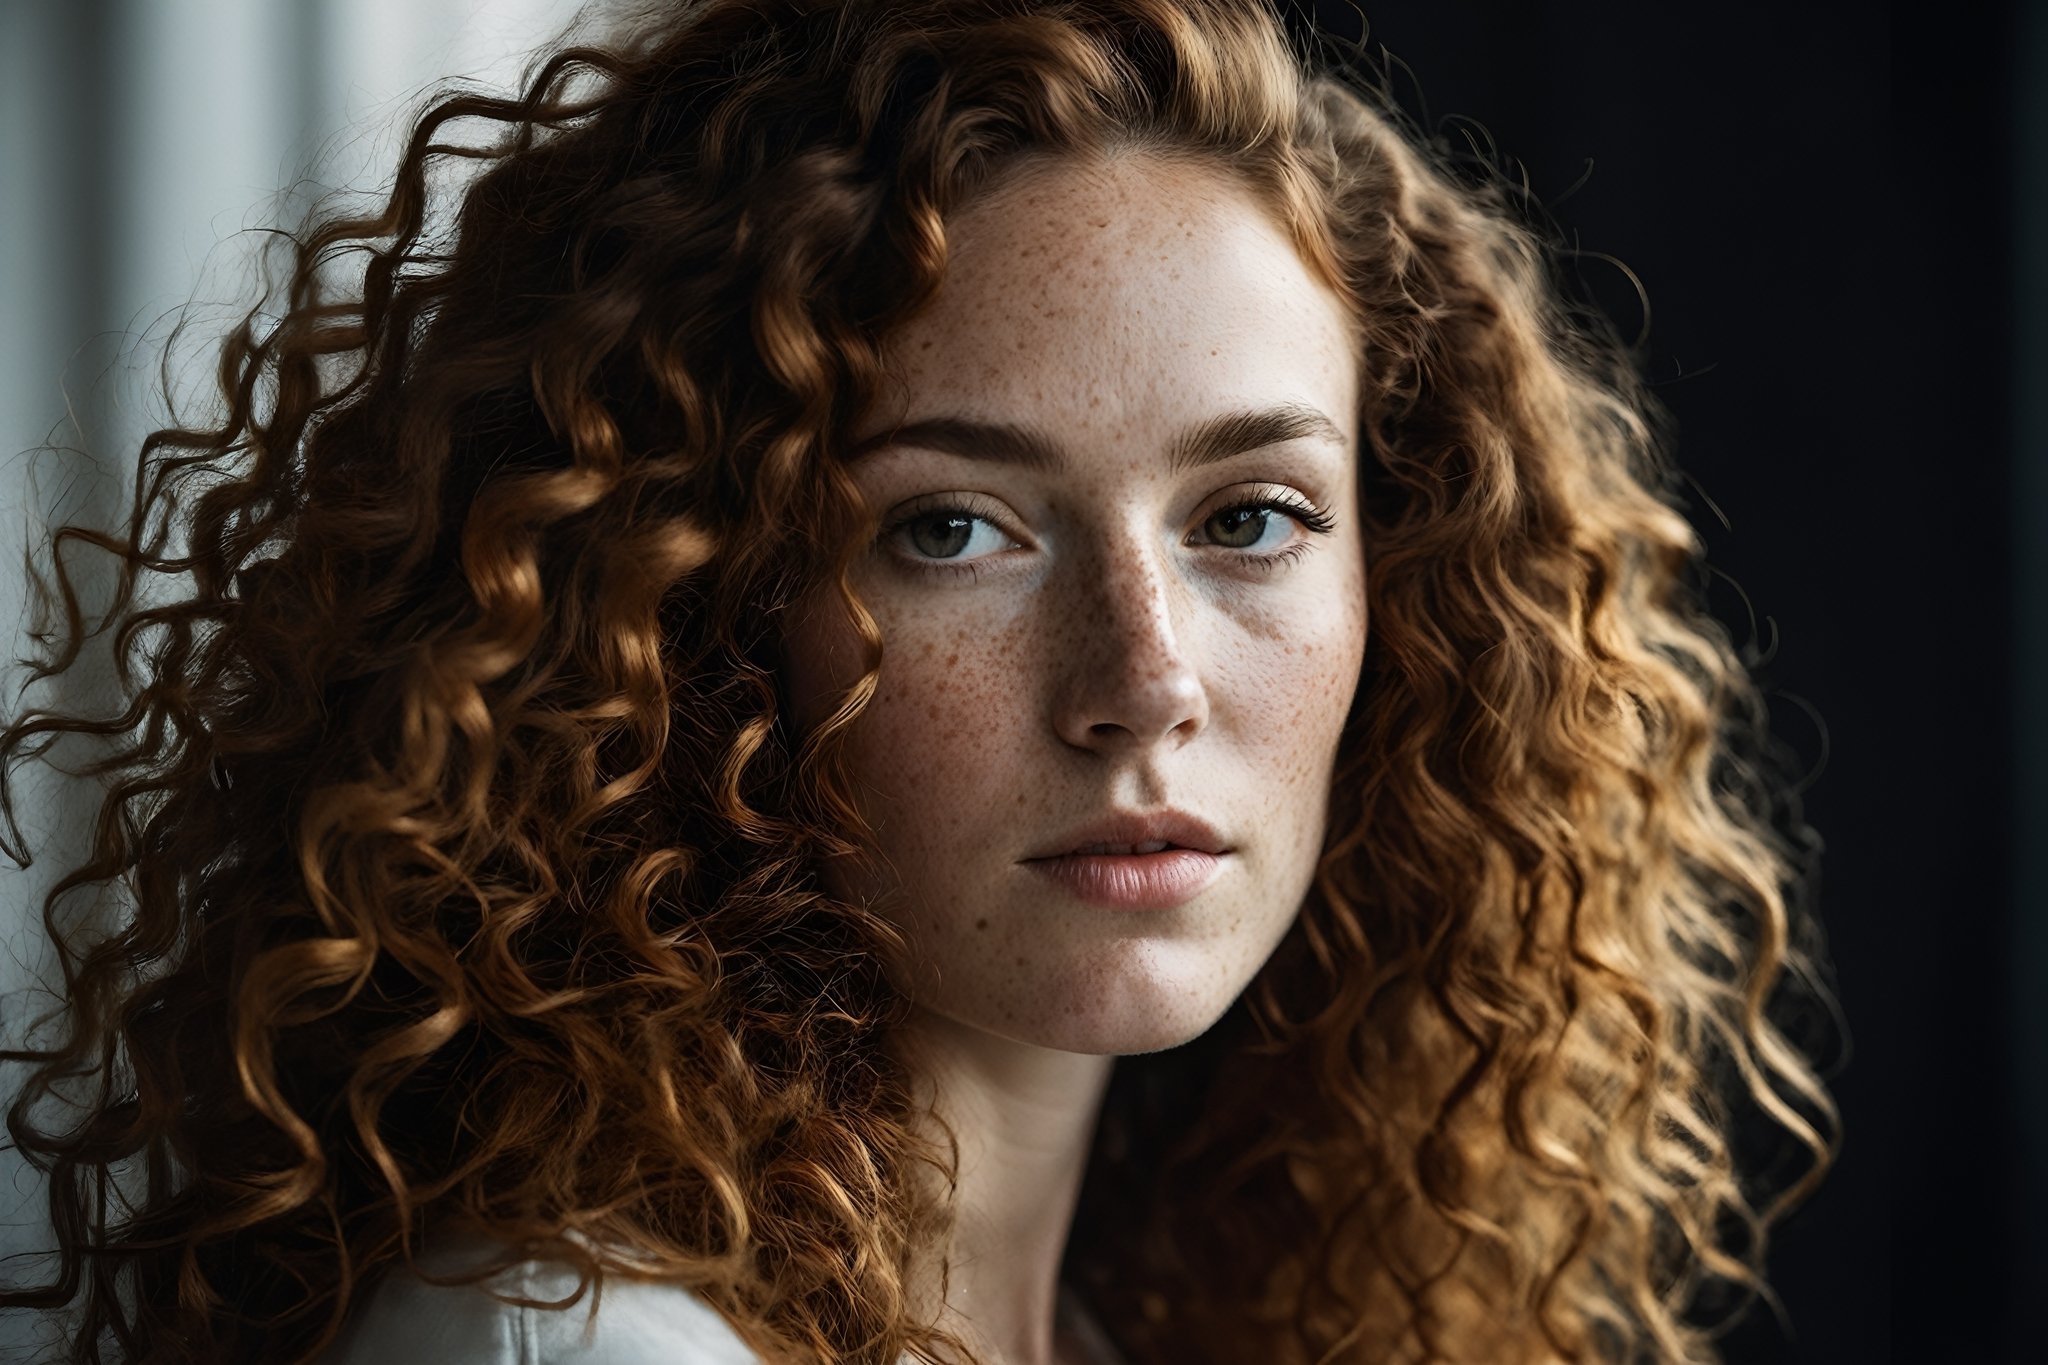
[1021,808,1228,861]
[1021,848,1227,910]
[1017,808,1230,911]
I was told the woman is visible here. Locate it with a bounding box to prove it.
[0,0,1840,1361]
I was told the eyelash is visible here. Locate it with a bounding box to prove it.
[880,491,1338,582]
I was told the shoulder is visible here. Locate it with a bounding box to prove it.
[318,1239,762,1365]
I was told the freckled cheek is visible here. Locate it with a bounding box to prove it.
[845,645,1024,833]
[1243,610,1366,782]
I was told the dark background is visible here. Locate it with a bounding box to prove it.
[1283,2,2043,1362]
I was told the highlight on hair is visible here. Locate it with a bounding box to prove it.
[0,1,1840,1361]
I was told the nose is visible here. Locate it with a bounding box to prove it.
[1048,529,1209,754]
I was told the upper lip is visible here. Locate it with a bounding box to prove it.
[1022,809,1229,860]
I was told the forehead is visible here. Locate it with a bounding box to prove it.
[857,153,1359,446]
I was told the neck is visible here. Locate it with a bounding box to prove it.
[898,1007,1115,1365]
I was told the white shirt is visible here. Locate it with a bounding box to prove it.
[318,1242,762,1365]
[318,1236,1133,1365]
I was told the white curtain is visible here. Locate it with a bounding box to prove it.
[0,0,597,1338]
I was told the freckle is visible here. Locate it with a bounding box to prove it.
[946,653,959,666]
[927,703,940,721]
[976,918,989,931]
[920,339,933,350]
[1013,955,1026,967]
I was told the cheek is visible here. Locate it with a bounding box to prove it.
[852,639,1016,815]
[1228,577,1366,773]
[786,596,1033,873]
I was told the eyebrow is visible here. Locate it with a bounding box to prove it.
[846,400,1348,475]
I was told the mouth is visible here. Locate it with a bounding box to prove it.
[1020,844,1227,910]
[1047,839,1187,857]
[1021,809,1228,863]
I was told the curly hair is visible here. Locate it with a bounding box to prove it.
[0,1,1840,1361]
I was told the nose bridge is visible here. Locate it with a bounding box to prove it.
[1093,526,1184,661]
[1051,513,1207,747]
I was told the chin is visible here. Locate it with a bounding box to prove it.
[993,969,1247,1057]
[1056,1013,1221,1058]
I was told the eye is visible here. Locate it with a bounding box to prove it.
[880,494,1021,576]
[1193,491,1339,572]
[1201,500,1293,551]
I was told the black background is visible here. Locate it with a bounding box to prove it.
[1285,2,2037,1362]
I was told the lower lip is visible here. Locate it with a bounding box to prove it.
[1021,849,1226,910]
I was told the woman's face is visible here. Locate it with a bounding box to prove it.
[782,152,1366,1056]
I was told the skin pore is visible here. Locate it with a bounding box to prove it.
[781,151,1367,1365]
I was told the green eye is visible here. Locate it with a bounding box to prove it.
[882,496,1019,569]
[1197,494,1338,567]
[881,491,1337,580]
[1207,503,1278,549]
[905,511,977,560]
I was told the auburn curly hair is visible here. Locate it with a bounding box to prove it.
[0,0,1839,1361]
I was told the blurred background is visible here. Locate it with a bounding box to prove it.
[0,1,2039,1361]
